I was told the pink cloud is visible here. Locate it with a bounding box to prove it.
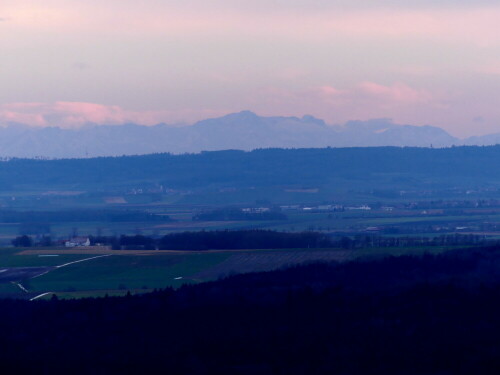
[0,87,491,138]
[248,82,444,128]
[316,86,345,97]
[0,102,228,128]
[0,82,444,131]
[281,82,433,108]
[254,82,500,138]
[357,82,432,104]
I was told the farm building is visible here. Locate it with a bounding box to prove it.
[65,237,91,247]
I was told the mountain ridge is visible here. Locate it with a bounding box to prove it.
[0,111,498,158]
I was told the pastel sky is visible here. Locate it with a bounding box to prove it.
[2,1,500,136]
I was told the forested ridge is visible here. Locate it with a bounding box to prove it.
[0,246,498,374]
[1,146,500,189]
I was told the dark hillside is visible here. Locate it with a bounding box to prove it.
[0,246,498,374]
[1,146,500,189]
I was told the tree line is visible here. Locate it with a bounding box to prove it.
[12,230,495,250]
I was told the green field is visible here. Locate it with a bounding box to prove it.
[0,243,466,299]
[0,250,91,268]
[27,252,230,293]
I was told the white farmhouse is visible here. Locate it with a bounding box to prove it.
[65,237,91,247]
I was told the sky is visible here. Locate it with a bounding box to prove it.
[1,0,500,137]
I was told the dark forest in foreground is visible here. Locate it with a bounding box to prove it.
[0,246,498,374]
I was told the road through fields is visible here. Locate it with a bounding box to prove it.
[0,255,114,299]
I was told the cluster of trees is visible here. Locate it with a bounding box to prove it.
[97,230,332,250]
[11,235,34,247]
[157,230,331,250]
[193,208,287,221]
[0,246,498,373]
[112,235,156,250]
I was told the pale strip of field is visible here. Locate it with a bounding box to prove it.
[153,221,238,228]
[17,248,320,256]
[18,249,183,256]
[18,249,157,256]
[104,196,127,204]
[42,191,86,196]
[461,231,500,236]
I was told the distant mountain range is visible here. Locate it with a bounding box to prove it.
[0,111,498,158]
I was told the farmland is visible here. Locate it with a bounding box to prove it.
[1,199,500,243]
[0,242,463,300]
[1,147,500,299]
[1,147,500,245]
[1,187,498,300]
